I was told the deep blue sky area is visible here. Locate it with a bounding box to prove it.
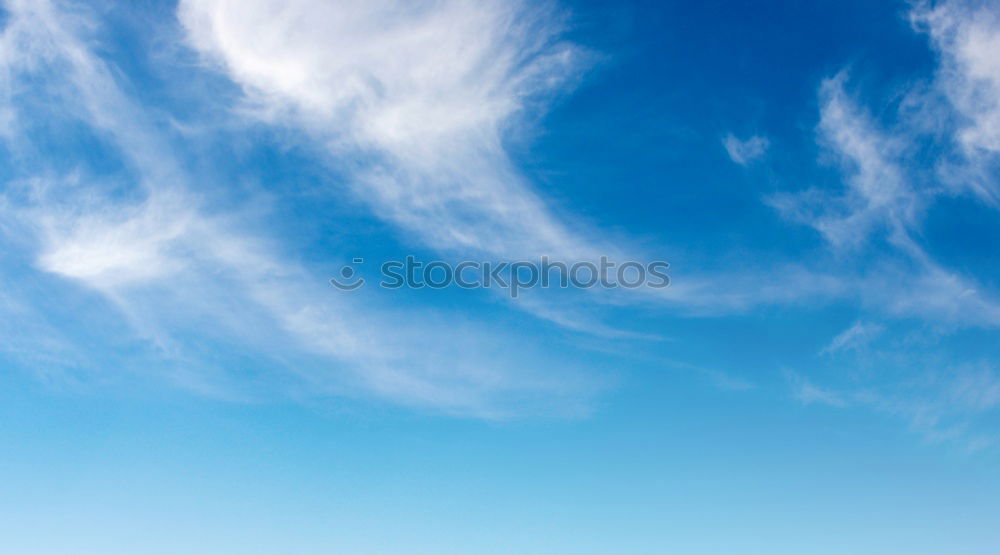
[532,0,935,246]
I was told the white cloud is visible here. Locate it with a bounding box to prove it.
[850,360,1000,451]
[916,1,1000,155]
[178,0,598,261]
[4,0,999,427]
[786,371,846,407]
[821,320,883,355]
[911,0,1000,205]
[769,73,918,250]
[177,0,853,329]
[948,365,1000,413]
[0,0,854,417]
[723,133,769,165]
[767,70,1000,327]
[184,0,955,330]
[0,0,602,417]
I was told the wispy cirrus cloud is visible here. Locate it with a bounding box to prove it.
[185,0,995,333]
[768,72,918,251]
[723,133,769,165]
[768,70,1000,327]
[0,0,604,417]
[758,0,1000,448]
[786,371,847,408]
[178,0,599,261]
[820,320,884,355]
[3,0,1000,437]
[798,352,1000,452]
[914,0,1000,184]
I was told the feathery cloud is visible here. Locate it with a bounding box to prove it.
[179,0,596,260]
[723,133,769,165]
[0,0,602,416]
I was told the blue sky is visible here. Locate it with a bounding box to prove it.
[2,0,1000,553]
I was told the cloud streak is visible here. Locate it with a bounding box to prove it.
[723,133,769,165]
[179,0,599,261]
[0,0,603,417]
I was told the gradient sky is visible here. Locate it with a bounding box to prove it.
[2,0,1000,553]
